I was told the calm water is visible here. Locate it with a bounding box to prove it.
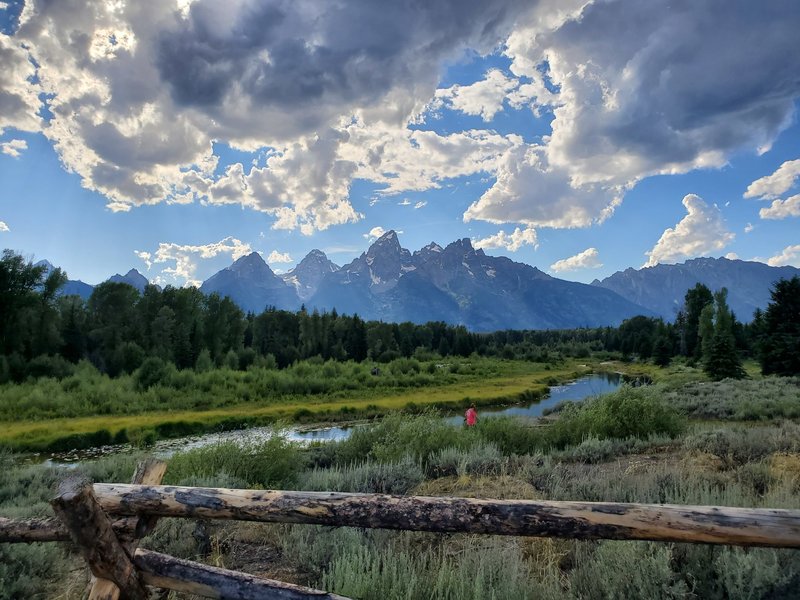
[445,371,622,424]
[36,373,622,467]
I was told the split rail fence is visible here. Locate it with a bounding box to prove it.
[3,458,800,599]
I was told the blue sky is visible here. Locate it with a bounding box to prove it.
[0,0,798,286]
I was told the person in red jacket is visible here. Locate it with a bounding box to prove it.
[464,403,478,427]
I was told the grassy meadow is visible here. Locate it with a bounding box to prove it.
[0,356,658,452]
[2,363,800,599]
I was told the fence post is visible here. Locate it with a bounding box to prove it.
[51,476,149,600]
[88,458,167,600]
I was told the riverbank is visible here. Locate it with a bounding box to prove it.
[0,358,664,453]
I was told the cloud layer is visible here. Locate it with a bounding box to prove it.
[1,0,799,242]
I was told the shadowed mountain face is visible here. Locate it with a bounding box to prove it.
[200,252,298,313]
[280,249,339,301]
[36,259,93,300]
[592,257,800,322]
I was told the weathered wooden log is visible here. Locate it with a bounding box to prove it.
[0,515,139,544]
[133,548,349,600]
[89,459,167,600]
[95,484,800,548]
[0,516,70,543]
[51,477,149,600]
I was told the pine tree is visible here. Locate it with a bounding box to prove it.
[760,276,800,376]
[700,289,746,380]
[682,283,714,360]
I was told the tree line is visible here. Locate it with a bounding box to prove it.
[1,249,797,383]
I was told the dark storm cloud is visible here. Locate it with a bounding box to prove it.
[156,0,528,110]
[542,0,800,171]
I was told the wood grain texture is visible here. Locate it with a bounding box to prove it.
[134,548,350,600]
[89,458,167,600]
[0,516,138,544]
[0,516,70,543]
[95,484,800,548]
[51,477,149,600]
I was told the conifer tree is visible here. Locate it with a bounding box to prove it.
[760,276,800,376]
[700,289,746,380]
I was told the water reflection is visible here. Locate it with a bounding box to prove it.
[443,372,621,425]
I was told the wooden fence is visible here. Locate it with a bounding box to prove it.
[3,458,800,599]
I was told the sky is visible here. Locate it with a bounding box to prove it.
[0,0,798,287]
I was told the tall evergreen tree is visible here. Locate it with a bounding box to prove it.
[760,276,800,376]
[682,283,714,360]
[701,289,746,380]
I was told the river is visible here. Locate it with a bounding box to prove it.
[35,372,622,467]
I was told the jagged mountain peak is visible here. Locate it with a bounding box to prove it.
[232,251,269,268]
[35,259,55,270]
[282,249,340,300]
[108,268,150,293]
[366,230,403,256]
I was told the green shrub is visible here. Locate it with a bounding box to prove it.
[428,442,505,477]
[549,386,685,448]
[26,354,75,379]
[476,416,545,455]
[165,434,304,488]
[135,356,170,390]
[333,412,474,466]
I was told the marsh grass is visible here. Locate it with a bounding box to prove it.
[0,357,594,452]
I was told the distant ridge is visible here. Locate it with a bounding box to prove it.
[592,257,800,321]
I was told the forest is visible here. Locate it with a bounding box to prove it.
[2,249,797,385]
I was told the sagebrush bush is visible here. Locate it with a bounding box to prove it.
[570,542,688,599]
[297,458,424,494]
[428,442,506,477]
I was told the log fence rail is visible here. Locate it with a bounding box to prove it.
[2,459,800,599]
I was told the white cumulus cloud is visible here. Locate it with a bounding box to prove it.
[744,159,800,200]
[414,201,427,209]
[766,245,800,268]
[473,227,538,252]
[0,221,9,232]
[267,250,292,264]
[432,69,519,122]
[550,247,602,272]
[0,139,27,158]
[363,226,386,242]
[644,194,735,267]
[135,237,252,287]
[759,194,800,220]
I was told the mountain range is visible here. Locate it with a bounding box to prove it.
[591,257,799,321]
[198,231,652,330]
[37,261,152,301]
[40,233,799,330]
